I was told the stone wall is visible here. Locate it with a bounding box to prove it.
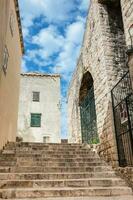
[68,0,128,167]
[121,0,133,47]
[121,0,133,87]
[68,57,83,143]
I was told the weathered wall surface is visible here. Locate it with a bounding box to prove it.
[68,0,128,166]
[0,0,23,149]
[18,74,61,143]
[121,0,133,47]
[0,0,10,69]
[68,57,83,143]
[121,0,133,87]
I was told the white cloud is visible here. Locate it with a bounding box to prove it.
[66,20,85,44]
[79,0,90,11]
[32,26,65,58]
[24,49,53,68]
[23,16,86,80]
[19,0,75,29]
[19,0,45,27]
[22,27,29,38]
[41,0,75,22]
[52,17,85,80]
[18,0,89,38]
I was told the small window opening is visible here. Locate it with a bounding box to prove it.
[10,11,15,37]
[2,46,9,74]
[33,92,40,102]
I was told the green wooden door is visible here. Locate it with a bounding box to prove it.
[80,86,99,144]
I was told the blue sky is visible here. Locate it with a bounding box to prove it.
[18,0,90,138]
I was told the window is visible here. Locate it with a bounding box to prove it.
[31,113,41,127]
[9,11,15,36]
[33,92,40,102]
[2,46,9,74]
[120,103,128,124]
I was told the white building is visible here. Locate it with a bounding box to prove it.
[17,73,61,143]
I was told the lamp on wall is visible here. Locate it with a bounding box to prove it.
[127,24,133,54]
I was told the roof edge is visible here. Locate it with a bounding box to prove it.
[14,0,24,54]
[21,72,61,78]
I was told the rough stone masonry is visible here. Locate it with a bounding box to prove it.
[68,0,133,187]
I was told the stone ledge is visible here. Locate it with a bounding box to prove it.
[0,196,133,200]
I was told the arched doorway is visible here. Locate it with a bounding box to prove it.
[79,72,99,144]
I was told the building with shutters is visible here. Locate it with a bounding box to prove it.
[17,73,61,143]
[0,0,24,149]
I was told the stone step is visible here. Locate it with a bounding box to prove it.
[0,178,126,189]
[0,166,113,173]
[0,172,117,180]
[19,143,84,147]
[0,157,102,163]
[0,154,99,159]
[4,146,89,151]
[0,187,132,198]
[0,161,107,167]
[1,151,96,156]
[1,196,133,200]
[3,149,91,153]
[4,143,84,148]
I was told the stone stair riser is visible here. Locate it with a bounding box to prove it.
[1,153,99,158]
[0,187,132,199]
[0,172,117,180]
[0,162,107,167]
[0,179,126,189]
[0,166,113,173]
[4,147,90,151]
[2,152,97,156]
[4,144,85,150]
[0,158,102,163]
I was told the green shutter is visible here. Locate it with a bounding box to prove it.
[31,114,41,127]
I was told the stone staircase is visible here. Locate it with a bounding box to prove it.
[0,142,132,199]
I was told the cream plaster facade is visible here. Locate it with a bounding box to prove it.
[18,73,61,143]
